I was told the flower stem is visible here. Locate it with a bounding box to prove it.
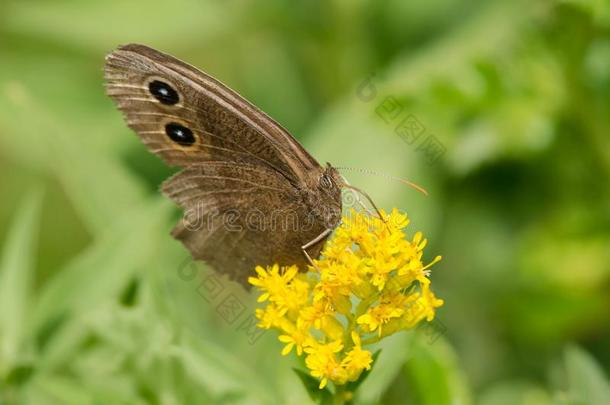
[333,385,350,405]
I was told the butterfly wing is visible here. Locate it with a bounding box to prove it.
[162,162,327,285]
[104,43,322,184]
[104,44,335,285]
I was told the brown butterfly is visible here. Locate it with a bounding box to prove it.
[104,44,347,287]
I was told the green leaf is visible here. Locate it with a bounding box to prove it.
[292,368,333,404]
[31,199,172,351]
[563,345,610,405]
[31,375,96,405]
[0,189,42,372]
[175,330,275,404]
[4,363,35,387]
[479,381,552,405]
[355,332,415,403]
[400,336,472,405]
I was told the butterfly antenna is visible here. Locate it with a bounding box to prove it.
[336,167,428,196]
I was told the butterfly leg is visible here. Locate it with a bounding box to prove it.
[301,228,333,269]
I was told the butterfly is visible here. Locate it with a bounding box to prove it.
[104,44,346,286]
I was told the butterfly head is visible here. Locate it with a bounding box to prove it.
[310,163,343,225]
[320,162,343,190]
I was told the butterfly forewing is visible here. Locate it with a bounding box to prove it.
[104,44,321,183]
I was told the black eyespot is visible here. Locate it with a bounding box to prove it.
[149,80,179,105]
[165,123,195,146]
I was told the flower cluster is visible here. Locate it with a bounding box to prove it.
[249,208,444,389]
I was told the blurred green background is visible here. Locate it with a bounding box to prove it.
[1,0,609,404]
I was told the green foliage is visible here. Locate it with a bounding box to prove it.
[1,0,609,404]
[0,191,41,392]
[293,368,333,404]
[561,346,610,405]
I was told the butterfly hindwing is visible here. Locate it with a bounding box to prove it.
[162,163,326,285]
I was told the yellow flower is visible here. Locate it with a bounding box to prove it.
[320,315,344,341]
[356,295,405,336]
[418,276,445,322]
[254,304,286,329]
[298,300,334,329]
[248,264,309,314]
[342,332,373,381]
[248,264,296,303]
[304,340,346,389]
[330,211,374,253]
[249,208,444,389]
[278,320,313,356]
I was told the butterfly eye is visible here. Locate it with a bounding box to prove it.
[149,80,179,105]
[165,123,195,146]
[320,174,333,189]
